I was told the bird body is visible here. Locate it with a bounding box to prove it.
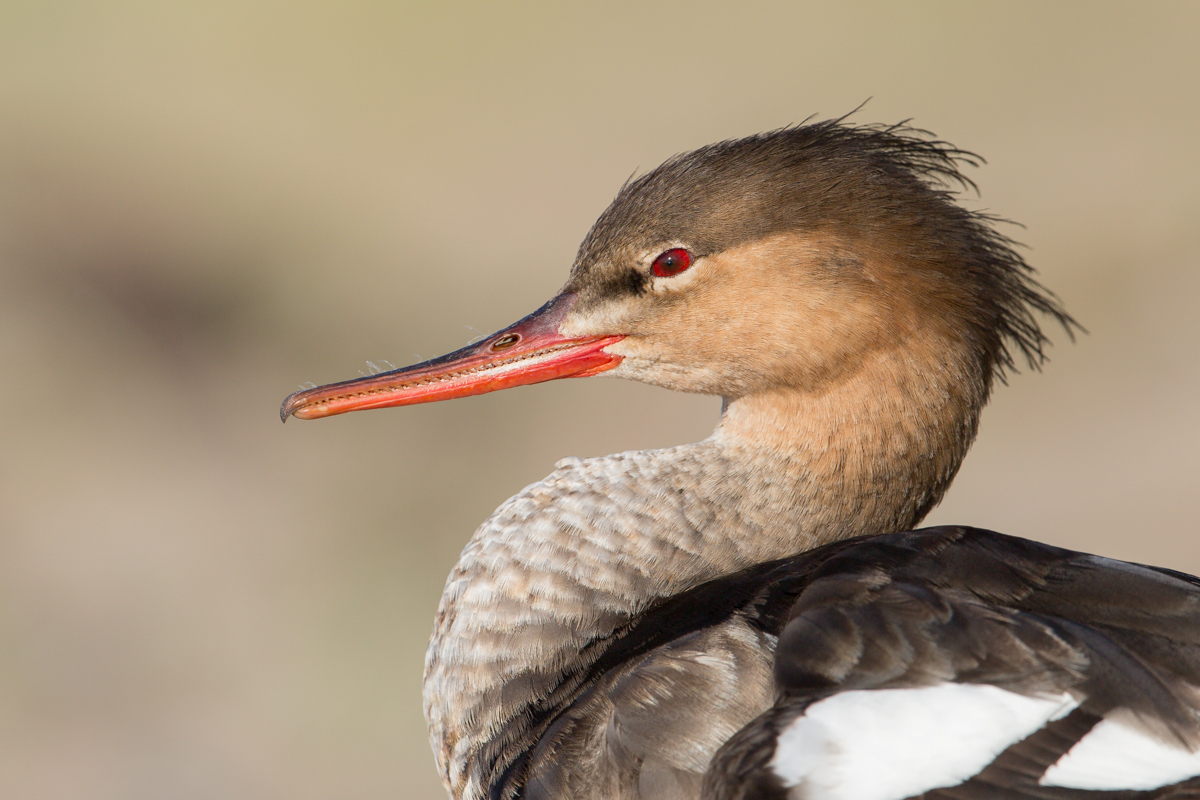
[282,119,1200,799]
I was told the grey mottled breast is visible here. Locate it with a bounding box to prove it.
[428,461,1200,800]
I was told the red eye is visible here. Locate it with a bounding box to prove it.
[651,248,693,278]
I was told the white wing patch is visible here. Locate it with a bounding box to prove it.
[1041,716,1200,790]
[769,684,1077,800]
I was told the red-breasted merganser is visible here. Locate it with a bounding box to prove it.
[282,119,1200,800]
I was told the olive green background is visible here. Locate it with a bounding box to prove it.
[2,3,1197,798]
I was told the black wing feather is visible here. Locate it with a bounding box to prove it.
[493,526,1200,799]
[706,526,1200,800]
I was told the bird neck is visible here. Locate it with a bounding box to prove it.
[424,338,985,799]
[711,338,984,554]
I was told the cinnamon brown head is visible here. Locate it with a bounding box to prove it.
[561,119,1080,400]
[282,118,1079,422]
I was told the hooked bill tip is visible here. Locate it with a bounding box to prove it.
[279,392,302,423]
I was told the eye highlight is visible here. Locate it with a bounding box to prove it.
[651,248,693,278]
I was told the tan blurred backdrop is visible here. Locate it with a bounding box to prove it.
[1,2,1197,798]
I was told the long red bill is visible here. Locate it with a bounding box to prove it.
[280,293,623,421]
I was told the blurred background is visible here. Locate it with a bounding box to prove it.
[1,2,1197,798]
